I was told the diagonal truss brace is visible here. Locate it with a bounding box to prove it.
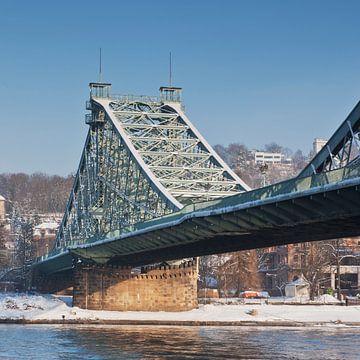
[298,100,360,177]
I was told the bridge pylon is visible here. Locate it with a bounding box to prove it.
[55,82,249,258]
[33,82,251,311]
[34,84,360,312]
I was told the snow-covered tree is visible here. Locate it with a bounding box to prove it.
[0,222,9,267]
[199,255,220,290]
[10,202,39,288]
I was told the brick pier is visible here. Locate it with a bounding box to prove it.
[73,260,198,311]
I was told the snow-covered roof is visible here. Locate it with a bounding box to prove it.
[35,222,59,230]
[0,195,5,201]
[286,275,310,286]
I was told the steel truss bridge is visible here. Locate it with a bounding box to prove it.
[35,83,360,274]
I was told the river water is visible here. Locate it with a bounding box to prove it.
[0,325,359,359]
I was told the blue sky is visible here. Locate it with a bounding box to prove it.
[1,0,360,175]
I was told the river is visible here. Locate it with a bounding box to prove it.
[0,325,359,359]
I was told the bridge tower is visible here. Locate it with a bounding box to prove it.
[34,81,250,311]
[33,83,360,310]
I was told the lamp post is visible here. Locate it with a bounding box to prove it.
[258,163,268,187]
[322,240,360,300]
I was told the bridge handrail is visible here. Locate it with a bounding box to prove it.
[35,247,65,264]
[41,163,360,264]
[133,164,360,232]
[110,94,160,103]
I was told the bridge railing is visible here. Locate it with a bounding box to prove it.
[39,162,360,263]
[107,94,185,111]
[36,247,66,264]
[110,94,160,103]
[133,164,360,232]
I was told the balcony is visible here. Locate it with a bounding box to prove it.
[159,86,182,103]
[89,82,112,98]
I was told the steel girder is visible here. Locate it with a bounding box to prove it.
[55,109,179,249]
[298,101,360,177]
[54,85,249,250]
[36,86,360,271]
[37,164,360,272]
[105,98,249,202]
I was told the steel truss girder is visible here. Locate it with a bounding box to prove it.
[67,172,360,266]
[54,92,250,251]
[299,102,360,177]
[55,109,179,249]
[102,97,250,204]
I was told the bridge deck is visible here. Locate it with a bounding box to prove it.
[35,164,360,274]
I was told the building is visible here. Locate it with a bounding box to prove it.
[260,239,360,296]
[0,195,6,220]
[260,243,309,293]
[284,275,310,298]
[313,138,327,154]
[254,151,283,165]
[32,222,59,258]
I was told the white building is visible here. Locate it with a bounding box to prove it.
[285,275,310,298]
[254,151,283,165]
[33,222,59,238]
[0,195,6,220]
[313,138,327,154]
[33,221,59,257]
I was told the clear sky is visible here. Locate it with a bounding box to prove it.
[1,0,360,175]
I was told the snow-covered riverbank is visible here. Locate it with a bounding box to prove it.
[1,293,360,326]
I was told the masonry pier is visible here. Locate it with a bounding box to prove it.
[72,260,198,311]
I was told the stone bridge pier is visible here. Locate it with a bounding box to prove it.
[72,260,198,311]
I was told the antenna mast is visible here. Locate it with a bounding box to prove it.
[99,48,102,82]
[169,51,172,87]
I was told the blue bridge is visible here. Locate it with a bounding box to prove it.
[34,82,360,274]
[31,82,360,312]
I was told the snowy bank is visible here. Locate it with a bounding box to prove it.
[0,293,359,326]
[200,294,341,305]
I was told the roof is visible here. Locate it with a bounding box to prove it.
[159,86,182,91]
[0,195,5,201]
[286,275,310,287]
[35,222,59,230]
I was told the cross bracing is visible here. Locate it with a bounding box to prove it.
[35,87,360,273]
[106,98,249,202]
[298,101,360,177]
[37,162,360,273]
[55,83,249,250]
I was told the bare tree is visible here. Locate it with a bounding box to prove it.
[302,241,333,300]
[213,144,230,165]
[292,149,307,172]
[217,250,262,296]
[320,239,360,299]
[0,172,73,214]
[264,142,283,154]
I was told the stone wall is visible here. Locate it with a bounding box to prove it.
[73,260,198,311]
[33,269,74,295]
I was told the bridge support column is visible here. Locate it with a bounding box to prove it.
[73,260,198,311]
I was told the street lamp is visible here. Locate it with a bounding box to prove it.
[322,240,360,300]
[258,163,268,187]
